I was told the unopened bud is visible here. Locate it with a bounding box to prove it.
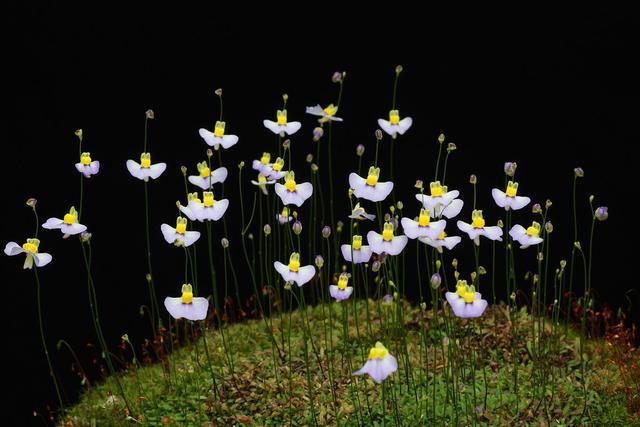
[452,258,458,269]
[479,266,487,275]
[415,180,424,190]
[510,292,516,301]
[238,161,245,169]
[146,273,152,282]
[282,139,291,150]
[395,65,403,74]
[263,224,271,236]
[356,144,365,156]
[545,199,552,209]
[595,206,608,221]
[74,129,83,141]
[313,127,324,141]
[247,233,254,240]
[214,88,223,96]
[375,129,383,141]
[438,133,445,144]
[589,195,594,203]
[470,272,477,281]
[26,198,37,208]
[311,163,319,172]
[322,226,331,238]
[284,281,292,291]
[421,302,427,311]
[306,154,313,163]
[574,167,584,178]
[446,142,456,152]
[497,219,504,228]
[145,109,155,119]
[430,273,441,289]
[532,203,542,214]
[504,162,517,177]
[292,221,302,235]
[331,71,343,83]
[81,231,92,242]
[206,149,213,158]
[396,201,403,210]
[537,252,544,261]
[469,174,477,184]
[372,260,381,272]
[336,221,344,233]
[560,260,567,269]
[545,222,553,233]
[574,241,582,249]
[221,238,229,248]
[454,271,460,280]
[282,93,289,102]
[435,260,441,271]
[315,255,324,268]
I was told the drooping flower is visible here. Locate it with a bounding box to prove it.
[164,284,208,321]
[341,235,373,264]
[274,171,313,207]
[160,217,201,247]
[377,110,413,139]
[197,191,229,221]
[276,206,293,225]
[418,229,462,253]
[188,161,228,190]
[400,208,446,240]
[4,238,52,269]
[349,166,394,202]
[491,181,531,211]
[509,221,544,249]
[75,152,100,178]
[42,206,87,238]
[352,342,398,384]
[126,152,167,182]
[367,222,408,255]
[348,202,376,221]
[273,252,315,286]
[457,210,503,245]
[263,110,302,136]
[445,280,488,318]
[250,173,276,195]
[415,181,464,218]
[329,272,353,301]
[305,104,343,123]
[198,121,239,150]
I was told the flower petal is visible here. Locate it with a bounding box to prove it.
[441,199,464,219]
[147,163,167,180]
[126,160,145,180]
[305,105,324,116]
[482,226,503,241]
[263,120,281,134]
[180,231,201,247]
[198,128,218,147]
[4,242,25,256]
[366,231,384,254]
[491,188,508,208]
[188,176,210,190]
[510,196,531,210]
[220,135,239,149]
[164,297,209,321]
[377,119,395,136]
[396,117,413,134]
[42,217,64,230]
[295,265,316,286]
[285,122,301,135]
[161,224,177,244]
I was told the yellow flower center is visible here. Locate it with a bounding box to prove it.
[471,210,485,228]
[323,104,338,116]
[214,121,226,137]
[288,253,300,272]
[526,221,541,237]
[506,181,518,197]
[187,192,201,204]
[368,342,389,360]
[338,273,349,290]
[437,231,447,240]
[258,175,267,184]
[366,166,380,186]
[455,281,475,303]
[260,152,271,165]
[418,209,431,227]
[352,235,363,250]
[203,192,214,207]
[284,171,297,192]
[140,153,151,168]
[199,166,211,178]
[389,109,400,125]
[272,157,284,171]
[430,181,447,197]
[175,217,188,234]
[181,284,194,304]
[276,109,287,125]
[63,213,75,225]
[22,242,38,253]
[80,152,92,165]
[382,222,394,241]
[281,207,289,218]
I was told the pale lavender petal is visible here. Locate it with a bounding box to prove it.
[492,188,508,208]
[75,163,84,174]
[220,135,239,149]
[482,226,503,241]
[341,244,353,262]
[263,120,281,134]
[295,183,313,204]
[62,223,87,235]
[349,173,367,193]
[443,236,462,250]
[211,167,228,184]
[510,196,531,211]
[445,292,458,306]
[386,235,408,255]
[305,105,325,116]
[295,265,315,286]
[508,224,527,240]
[396,117,413,134]
[354,246,373,264]
[199,128,218,147]
[179,205,198,221]
[415,193,437,211]
[89,161,100,175]
[147,163,166,180]
[441,199,464,219]
[126,160,145,180]
[161,224,177,244]
[273,261,290,281]
[180,231,201,247]
[252,160,264,171]
[188,175,210,190]
[285,122,301,135]
[164,297,209,321]
[377,119,395,136]
[42,217,64,230]
[400,218,420,239]
[33,252,53,267]
[4,242,25,256]
[366,231,384,254]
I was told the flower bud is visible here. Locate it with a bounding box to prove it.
[221,237,229,248]
[435,260,441,271]
[537,252,544,261]
[356,144,365,156]
[26,198,37,208]
[311,163,319,172]
[451,258,458,269]
[282,93,289,102]
[595,206,608,221]
[145,109,155,119]
[446,142,456,152]
[504,162,517,177]
[292,221,302,235]
[532,203,542,214]
[284,281,292,290]
[146,273,152,282]
[372,260,381,272]
[315,255,324,268]
[74,129,83,141]
[545,199,552,209]
[469,174,477,184]
[510,292,516,301]
[282,139,291,150]
[545,222,553,233]
[306,154,313,163]
[375,129,383,141]
[383,294,393,303]
[395,65,403,74]
[430,273,441,289]
[415,180,424,190]
[497,219,504,228]
[479,266,487,275]
[206,148,213,158]
[336,221,344,233]
[313,127,324,141]
[384,213,391,222]
[470,271,477,281]
[263,224,271,236]
[214,88,223,96]
[179,165,187,176]
[331,71,343,83]
[454,271,460,280]
[589,195,594,203]
[420,302,427,311]
[247,233,254,240]
[560,260,567,269]
[574,167,584,178]
[322,226,331,238]
[438,133,445,144]
[396,201,403,210]
[81,231,92,242]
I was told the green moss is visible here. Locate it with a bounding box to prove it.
[63,301,639,426]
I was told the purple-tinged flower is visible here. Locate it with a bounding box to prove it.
[75,152,100,178]
[509,222,544,249]
[42,206,87,238]
[164,284,208,321]
[274,171,313,207]
[574,167,584,178]
[126,152,166,181]
[4,238,52,269]
[415,181,464,219]
[329,272,353,301]
[377,110,413,139]
[188,162,227,190]
[306,104,343,123]
[263,109,301,137]
[273,252,315,286]
[491,181,530,211]
[160,217,201,247]
[341,235,373,264]
[400,209,446,240]
[322,226,331,238]
[312,127,324,141]
[276,206,293,225]
[353,342,398,384]
[349,167,394,202]
[595,206,608,221]
[198,121,239,150]
[445,280,488,318]
[367,222,408,256]
[430,273,442,289]
[457,210,503,246]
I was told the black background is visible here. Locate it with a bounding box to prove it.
[3,4,638,425]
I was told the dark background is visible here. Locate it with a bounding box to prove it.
[3,4,638,425]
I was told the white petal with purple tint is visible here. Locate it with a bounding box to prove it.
[341,244,373,264]
[164,296,209,321]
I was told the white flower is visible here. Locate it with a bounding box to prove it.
[445,280,488,318]
[305,104,343,123]
[415,181,464,218]
[75,152,100,178]
[367,222,408,256]
[252,152,272,173]
[179,193,204,221]
[400,209,446,240]
[491,181,530,211]
[126,152,166,182]
[273,252,315,286]
[329,273,353,301]
[341,235,373,264]
[197,192,229,222]
[258,156,286,180]
[188,161,228,190]
[42,206,87,238]
[349,166,394,202]
[456,210,503,245]
[263,109,302,136]
[348,202,376,221]
[352,342,398,384]
[251,173,276,195]
[418,229,461,253]
[274,171,313,207]
[4,238,52,269]
[160,217,201,247]
[377,110,413,139]
[509,222,544,249]
[164,284,208,321]
[198,121,238,150]
[276,207,293,225]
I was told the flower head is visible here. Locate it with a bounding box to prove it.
[400,208,446,240]
[188,162,228,190]
[377,109,413,139]
[273,252,315,286]
[418,228,462,253]
[126,152,166,181]
[491,181,531,211]
[42,206,87,238]
[198,121,239,150]
[415,181,464,218]
[366,222,408,256]
[341,234,373,264]
[274,171,313,206]
[75,152,100,178]
[509,221,544,249]
[349,167,394,202]
[276,206,293,225]
[160,217,201,247]
[352,342,398,384]
[349,202,376,221]
[263,109,302,136]
[445,280,488,318]
[4,238,52,269]
[329,272,353,301]
[457,210,503,245]
[305,104,343,123]
[164,284,209,321]
[250,173,277,195]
